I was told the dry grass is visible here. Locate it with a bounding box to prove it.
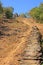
[0,17,43,65]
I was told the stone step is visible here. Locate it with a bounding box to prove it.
[19,60,41,65]
[22,57,41,60]
[24,47,41,52]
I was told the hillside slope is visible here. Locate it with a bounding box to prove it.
[0,17,43,65]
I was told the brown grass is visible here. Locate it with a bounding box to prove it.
[0,17,43,65]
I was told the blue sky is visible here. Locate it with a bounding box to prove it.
[1,0,43,14]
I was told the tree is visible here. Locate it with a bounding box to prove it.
[29,3,43,22]
[20,13,26,18]
[0,1,14,19]
[29,7,40,20]
[5,7,14,19]
[40,3,43,8]
[0,1,3,14]
[40,13,43,20]
[5,10,13,19]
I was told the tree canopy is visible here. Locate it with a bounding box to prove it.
[29,3,43,22]
[5,7,14,19]
[0,1,14,19]
[0,1,3,14]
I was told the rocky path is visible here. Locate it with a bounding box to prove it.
[0,18,42,65]
[0,21,32,65]
[19,26,42,65]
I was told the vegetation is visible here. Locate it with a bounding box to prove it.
[0,1,14,19]
[29,3,43,23]
[5,7,14,19]
[0,1,43,22]
[0,1,3,14]
[19,13,26,18]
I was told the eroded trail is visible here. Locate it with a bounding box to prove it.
[0,20,32,65]
[0,18,43,65]
[22,18,43,34]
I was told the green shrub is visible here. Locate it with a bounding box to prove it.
[0,1,3,14]
[0,14,3,18]
[20,13,26,18]
[5,10,13,19]
[29,3,43,23]
[5,7,14,19]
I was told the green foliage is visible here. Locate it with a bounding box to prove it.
[5,7,14,19]
[5,7,14,13]
[0,14,3,18]
[20,13,26,18]
[40,13,43,20]
[0,1,14,19]
[5,9,13,19]
[29,7,41,20]
[0,1,3,14]
[29,3,43,23]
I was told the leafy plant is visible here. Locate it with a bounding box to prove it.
[0,1,3,14]
[20,13,26,18]
[29,3,43,23]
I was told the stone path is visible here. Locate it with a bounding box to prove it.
[19,26,42,65]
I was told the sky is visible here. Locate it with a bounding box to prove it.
[1,0,43,14]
